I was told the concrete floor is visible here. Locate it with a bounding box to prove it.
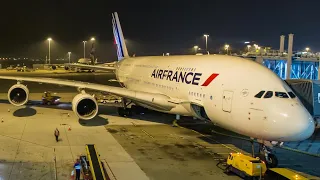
[0,94,148,180]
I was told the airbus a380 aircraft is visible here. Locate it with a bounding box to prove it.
[0,12,315,167]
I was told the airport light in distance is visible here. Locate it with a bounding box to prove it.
[68,52,71,64]
[83,41,87,58]
[47,38,52,64]
[91,37,95,41]
[225,44,230,54]
[306,47,310,52]
[247,45,251,52]
[203,34,209,51]
[194,45,199,54]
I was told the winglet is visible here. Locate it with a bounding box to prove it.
[112,12,129,61]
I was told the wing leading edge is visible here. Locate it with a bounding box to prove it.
[0,76,177,110]
[64,63,116,72]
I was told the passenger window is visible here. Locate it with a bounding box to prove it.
[275,92,289,98]
[264,91,273,98]
[288,92,296,98]
[254,91,265,98]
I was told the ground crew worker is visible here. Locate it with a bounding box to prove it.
[54,128,59,142]
[74,159,81,180]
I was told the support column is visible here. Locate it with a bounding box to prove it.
[280,35,285,53]
[286,34,294,79]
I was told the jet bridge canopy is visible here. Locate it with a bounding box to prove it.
[285,79,320,117]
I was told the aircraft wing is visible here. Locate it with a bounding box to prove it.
[65,63,116,71]
[0,76,178,110]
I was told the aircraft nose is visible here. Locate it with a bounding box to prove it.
[287,107,315,141]
[297,116,315,141]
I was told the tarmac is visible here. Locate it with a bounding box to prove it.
[0,94,149,180]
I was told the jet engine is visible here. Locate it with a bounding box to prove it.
[8,84,29,106]
[72,93,98,120]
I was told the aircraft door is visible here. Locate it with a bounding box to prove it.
[222,90,233,112]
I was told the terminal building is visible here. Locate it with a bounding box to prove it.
[244,34,320,80]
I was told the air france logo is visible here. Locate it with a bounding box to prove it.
[151,69,219,86]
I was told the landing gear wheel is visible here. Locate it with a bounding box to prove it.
[224,165,231,174]
[126,109,133,117]
[267,154,278,168]
[118,107,125,117]
[117,107,132,117]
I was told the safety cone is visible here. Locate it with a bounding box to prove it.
[68,126,71,131]
[67,113,70,117]
[7,109,10,112]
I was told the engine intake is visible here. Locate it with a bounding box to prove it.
[72,93,98,120]
[8,84,29,106]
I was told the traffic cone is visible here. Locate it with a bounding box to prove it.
[68,126,71,131]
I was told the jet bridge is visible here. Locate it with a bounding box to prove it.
[285,79,320,127]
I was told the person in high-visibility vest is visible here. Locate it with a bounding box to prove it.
[74,159,81,180]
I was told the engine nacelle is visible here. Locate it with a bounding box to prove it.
[8,84,29,106]
[72,93,98,120]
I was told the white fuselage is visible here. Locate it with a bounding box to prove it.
[115,55,315,142]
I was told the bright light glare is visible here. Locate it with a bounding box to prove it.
[91,37,95,41]
[244,41,250,44]
[47,38,52,41]
[203,34,209,37]
[194,45,198,49]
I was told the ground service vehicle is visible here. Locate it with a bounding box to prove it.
[42,92,60,105]
[225,153,267,180]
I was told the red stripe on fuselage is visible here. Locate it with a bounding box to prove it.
[201,73,219,86]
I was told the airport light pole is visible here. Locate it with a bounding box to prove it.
[225,44,229,55]
[247,45,251,52]
[47,38,52,64]
[68,52,71,63]
[83,41,87,58]
[193,45,198,54]
[203,34,209,52]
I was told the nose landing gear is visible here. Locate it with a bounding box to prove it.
[254,141,279,168]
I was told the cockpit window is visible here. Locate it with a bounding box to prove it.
[275,92,289,98]
[264,91,273,98]
[288,92,296,98]
[254,91,265,98]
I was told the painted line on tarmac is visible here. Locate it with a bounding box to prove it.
[278,146,320,158]
[131,122,137,126]
[141,129,154,139]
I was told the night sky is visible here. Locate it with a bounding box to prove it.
[0,0,319,61]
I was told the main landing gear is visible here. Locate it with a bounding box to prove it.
[117,99,133,117]
[117,99,147,117]
[253,140,279,168]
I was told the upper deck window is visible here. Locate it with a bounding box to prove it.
[275,92,289,98]
[254,91,265,98]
